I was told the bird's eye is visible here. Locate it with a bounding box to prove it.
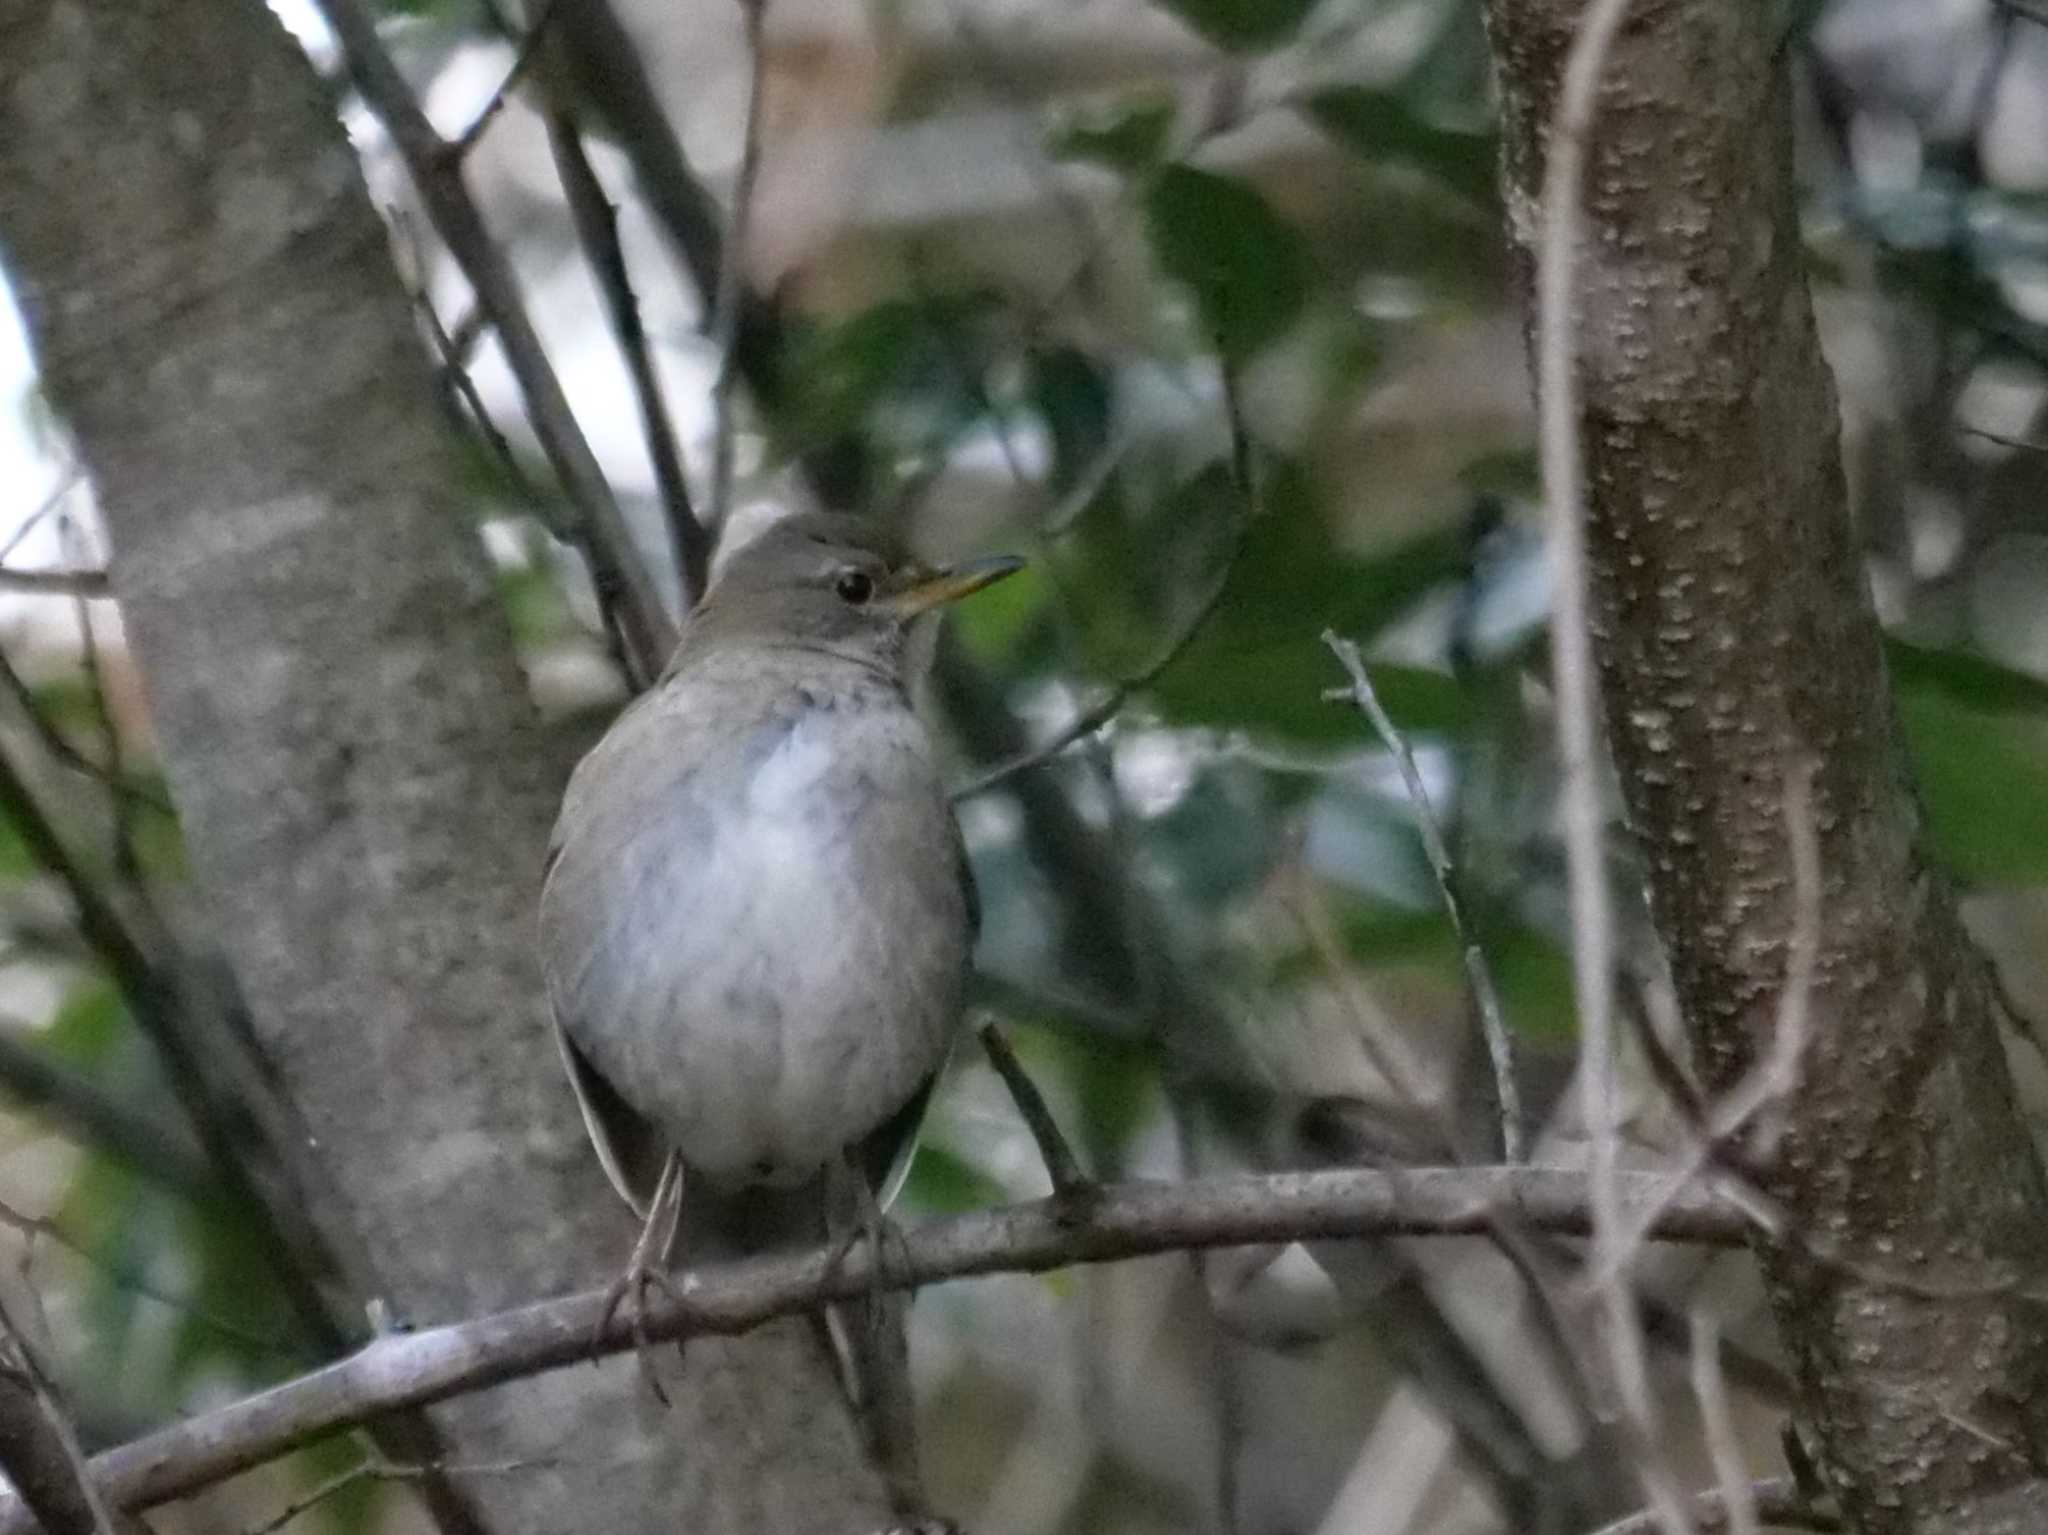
[835,570,875,605]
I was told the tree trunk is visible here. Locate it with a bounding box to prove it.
[1483,2,2048,1529]
[0,2,891,1531]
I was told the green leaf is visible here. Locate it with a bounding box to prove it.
[1154,0,1321,51]
[1458,448,1541,500]
[1884,639,2048,881]
[1141,767,1274,909]
[1146,464,1471,741]
[903,1142,1010,1214]
[1886,636,2048,714]
[950,559,1055,668]
[1047,95,1177,174]
[1491,926,1577,1040]
[1305,87,1499,209]
[775,293,997,465]
[42,980,124,1067]
[1898,687,2048,882]
[1056,460,1241,679]
[1144,165,1312,362]
[1024,346,1116,497]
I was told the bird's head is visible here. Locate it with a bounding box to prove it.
[677,513,1023,676]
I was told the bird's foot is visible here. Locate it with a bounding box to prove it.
[590,1152,686,1406]
[828,1161,916,1343]
[592,1254,685,1408]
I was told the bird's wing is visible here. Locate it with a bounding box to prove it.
[852,808,977,1211]
[551,1010,673,1220]
[952,810,982,940]
[858,1063,944,1214]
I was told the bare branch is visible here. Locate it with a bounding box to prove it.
[708,0,770,534]
[0,644,175,816]
[446,0,563,162]
[0,1292,117,1535]
[4,470,82,566]
[1588,1476,1841,1535]
[976,1022,1089,1197]
[1535,0,1693,1527]
[1586,761,1821,1290]
[244,1450,561,1535]
[0,1166,1747,1532]
[1322,631,1522,1161]
[952,363,1255,801]
[315,0,675,681]
[62,517,140,882]
[391,209,555,527]
[1960,423,2048,453]
[0,1194,292,1358]
[1689,1309,1760,1535]
[0,1027,213,1197]
[545,113,712,605]
[0,567,110,599]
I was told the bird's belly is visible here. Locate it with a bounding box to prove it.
[564,711,967,1184]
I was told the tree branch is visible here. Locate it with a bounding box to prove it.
[0,567,110,599]
[314,0,676,681]
[0,1295,116,1535]
[0,1166,1745,1532]
[952,365,1255,801]
[447,0,562,161]
[1322,631,1522,1162]
[707,0,769,535]
[1486,0,2048,1524]
[544,111,712,606]
[1588,1475,1840,1535]
[0,1027,213,1198]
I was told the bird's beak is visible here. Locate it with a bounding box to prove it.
[885,554,1026,619]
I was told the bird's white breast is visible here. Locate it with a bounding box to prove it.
[545,661,970,1186]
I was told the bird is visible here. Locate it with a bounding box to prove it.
[538,512,1022,1323]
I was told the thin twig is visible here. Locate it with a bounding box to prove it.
[1959,423,2048,453]
[4,471,81,568]
[0,1291,117,1535]
[317,0,674,682]
[952,362,1256,801]
[0,1026,214,1196]
[446,0,563,162]
[0,739,349,1363]
[707,0,771,533]
[0,1195,293,1358]
[1588,1476,1840,1535]
[1585,761,1821,1290]
[0,568,111,599]
[0,644,175,816]
[1535,0,1693,1527]
[63,517,138,881]
[976,1023,1090,1197]
[1285,866,1455,1134]
[546,113,712,605]
[1689,1309,1760,1535]
[243,1450,560,1535]
[1322,631,1523,1161]
[0,1166,1750,1534]
[393,209,551,521]
[1042,432,1132,537]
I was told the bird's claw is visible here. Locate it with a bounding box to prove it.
[591,1257,682,1407]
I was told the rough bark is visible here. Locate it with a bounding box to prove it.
[1483,2,2048,1530]
[0,3,891,1532]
